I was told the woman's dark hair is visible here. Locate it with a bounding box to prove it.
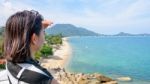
[4,10,43,63]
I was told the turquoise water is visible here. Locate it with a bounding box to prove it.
[67,36,150,84]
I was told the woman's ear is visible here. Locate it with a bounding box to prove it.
[31,33,38,45]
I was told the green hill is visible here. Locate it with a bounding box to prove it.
[45,24,99,37]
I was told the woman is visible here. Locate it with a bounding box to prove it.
[4,10,59,84]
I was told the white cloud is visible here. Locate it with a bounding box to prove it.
[116,0,150,20]
[0,0,150,34]
[0,0,36,26]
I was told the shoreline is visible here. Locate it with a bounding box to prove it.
[41,37,72,70]
[40,37,118,84]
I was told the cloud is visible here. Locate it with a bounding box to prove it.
[0,0,150,34]
[116,0,150,19]
[38,0,150,34]
[0,0,36,26]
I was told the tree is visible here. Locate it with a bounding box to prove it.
[40,44,53,57]
[46,34,62,45]
[35,51,42,60]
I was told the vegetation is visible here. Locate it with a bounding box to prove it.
[46,34,62,45]
[34,34,62,60]
[0,64,5,69]
[0,27,4,57]
[40,44,53,57]
[35,51,42,60]
[0,27,4,69]
[0,27,4,36]
[0,36,3,57]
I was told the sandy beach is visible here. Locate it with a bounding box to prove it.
[40,37,72,70]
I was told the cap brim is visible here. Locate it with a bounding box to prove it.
[42,20,53,29]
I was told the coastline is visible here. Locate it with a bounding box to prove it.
[40,37,72,70]
[40,37,118,84]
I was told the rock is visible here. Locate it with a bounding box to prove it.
[102,81,118,84]
[93,73,113,83]
[77,76,89,84]
[52,68,117,84]
[100,75,113,83]
[90,74,94,77]
[53,67,61,72]
[117,77,132,82]
[68,73,76,81]
[89,79,101,84]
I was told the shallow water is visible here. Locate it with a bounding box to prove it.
[67,36,150,84]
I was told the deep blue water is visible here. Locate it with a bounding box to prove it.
[66,36,150,84]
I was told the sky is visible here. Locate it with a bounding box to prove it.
[0,0,150,34]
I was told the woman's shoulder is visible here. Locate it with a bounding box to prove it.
[8,62,53,84]
[18,63,49,77]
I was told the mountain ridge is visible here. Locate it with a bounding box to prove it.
[46,24,99,36]
[45,24,150,37]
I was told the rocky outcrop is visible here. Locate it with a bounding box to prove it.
[51,68,117,84]
[116,77,132,82]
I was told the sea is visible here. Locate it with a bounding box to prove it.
[66,36,150,84]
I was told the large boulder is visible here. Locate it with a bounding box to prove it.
[116,77,132,82]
